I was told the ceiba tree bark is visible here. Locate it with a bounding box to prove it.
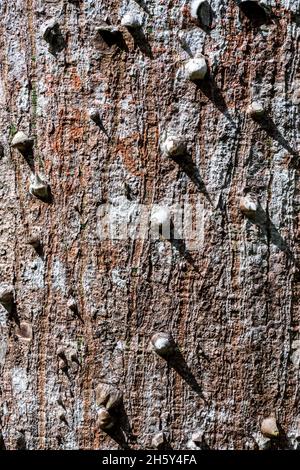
[0,0,299,450]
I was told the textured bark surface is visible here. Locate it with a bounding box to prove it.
[0,0,299,450]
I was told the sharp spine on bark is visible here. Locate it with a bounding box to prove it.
[58,359,68,371]
[69,349,79,363]
[89,108,108,135]
[89,108,101,125]
[11,131,34,157]
[57,349,68,372]
[247,101,265,119]
[192,429,203,445]
[96,384,123,431]
[261,417,279,438]
[67,297,78,313]
[0,285,14,313]
[26,233,41,250]
[57,348,67,360]
[151,432,166,449]
[151,332,175,357]
[187,430,205,449]
[42,19,65,53]
[184,56,207,80]
[121,12,141,29]
[29,173,51,201]
[239,194,257,217]
[96,383,123,411]
[161,134,186,158]
[58,412,69,426]
[26,231,43,257]
[97,407,115,430]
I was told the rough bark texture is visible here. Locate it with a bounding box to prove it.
[0,0,299,450]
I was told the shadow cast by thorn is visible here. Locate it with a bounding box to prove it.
[156,440,173,451]
[236,0,270,27]
[291,12,300,27]
[130,28,153,59]
[266,426,294,450]
[169,237,199,271]
[33,244,44,259]
[93,116,109,137]
[60,415,69,427]
[6,302,19,324]
[72,306,84,323]
[105,404,133,449]
[195,74,234,124]
[16,432,26,450]
[277,425,294,450]
[97,28,128,52]
[247,203,297,266]
[257,114,298,157]
[61,365,70,379]
[105,427,130,449]
[48,34,66,57]
[289,153,300,170]
[20,149,35,172]
[37,187,54,205]
[0,431,5,450]
[172,153,212,204]
[197,437,211,450]
[167,349,207,402]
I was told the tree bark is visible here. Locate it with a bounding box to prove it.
[0,0,299,450]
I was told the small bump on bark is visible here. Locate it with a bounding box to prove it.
[161,134,186,158]
[95,383,123,411]
[151,332,175,357]
[97,407,115,430]
[239,194,257,217]
[247,101,265,119]
[184,57,207,80]
[121,12,141,29]
[16,322,33,342]
[11,131,34,156]
[29,174,51,201]
[261,417,279,438]
[151,431,166,449]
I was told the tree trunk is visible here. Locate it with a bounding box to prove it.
[0,0,299,450]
